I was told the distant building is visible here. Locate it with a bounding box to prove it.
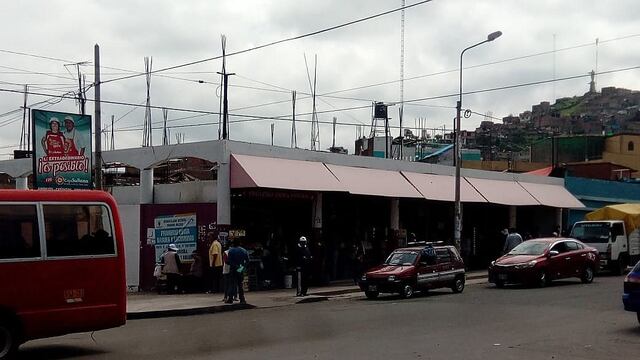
[602,133,640,177]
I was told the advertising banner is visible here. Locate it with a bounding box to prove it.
[32,110,92,189]
[153,213,198,262]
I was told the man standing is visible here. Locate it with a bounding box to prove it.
[225,239,249,304]
[502,228,523,254]
[62,116,85,156]
[295,236,313,296]
[208,233,223,293]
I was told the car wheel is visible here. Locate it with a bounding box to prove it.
[581,266,594,284]
[451,277,465,293]
[401,284,414,299]
[0,319,18,360]
[612,258,627,275]
[537,270,549,288]
[364,291,379,299]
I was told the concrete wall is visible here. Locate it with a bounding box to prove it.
[118,204,141,291]
[154,180,217,204]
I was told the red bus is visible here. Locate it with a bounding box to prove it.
[0,190,126,359]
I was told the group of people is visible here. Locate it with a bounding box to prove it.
[158,233,250,304]
[41,116,86,157]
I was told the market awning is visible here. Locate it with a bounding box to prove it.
[465,177,540,206]
[325,164,422,198]
[525,166,554,176]
[230,154,344,192]
[517,181,585,208]
[401,171,487,203]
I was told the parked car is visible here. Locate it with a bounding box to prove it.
[488,238,599,288]
[623,260,640,325]
[358,245,465,299]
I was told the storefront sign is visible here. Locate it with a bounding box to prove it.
[153,213,197,262]
[32,110,92,189]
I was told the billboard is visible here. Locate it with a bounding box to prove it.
[32,110,92,189]
[152,213,198,262]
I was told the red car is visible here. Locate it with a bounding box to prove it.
[488,238,599,288]
[358,245,465,299]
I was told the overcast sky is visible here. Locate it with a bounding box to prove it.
[0,0,638,159]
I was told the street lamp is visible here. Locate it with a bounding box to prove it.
[454,30,502,251]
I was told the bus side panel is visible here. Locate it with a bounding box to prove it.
[1,257,125,341]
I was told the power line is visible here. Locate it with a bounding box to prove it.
[100,0,435,84]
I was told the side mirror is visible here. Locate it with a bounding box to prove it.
[548,250,559,257]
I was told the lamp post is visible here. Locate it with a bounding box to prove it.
[454,30,502,251]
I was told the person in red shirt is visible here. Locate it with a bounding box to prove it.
[41,118,66,156]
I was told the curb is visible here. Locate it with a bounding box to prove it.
[295,295,329,304]
[127,303,255,320]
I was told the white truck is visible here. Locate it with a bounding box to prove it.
[570,220,640,274]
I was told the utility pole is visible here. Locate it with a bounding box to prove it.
[94,44,102,190]
[291,90,297,148]
[271,123,275,146]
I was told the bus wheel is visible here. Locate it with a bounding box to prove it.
[0,320,18,360]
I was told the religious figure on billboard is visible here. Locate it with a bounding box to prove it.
[40,117,66,156]
[63,116,86,156]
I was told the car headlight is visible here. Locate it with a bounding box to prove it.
[361,274,367,281]
[490,261,496,266]
[514,260,537,269]
[388,275,396,281]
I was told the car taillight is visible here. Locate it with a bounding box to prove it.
[624,273,640,284]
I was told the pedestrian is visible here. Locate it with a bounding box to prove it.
[208,232,223,293]
[160,244,182,294]
[295,236,313,296]
[350,243,364,285]
[502,228,523,254]
[221,243,233,302]
[225,239,249,304]
[185,250,204,293]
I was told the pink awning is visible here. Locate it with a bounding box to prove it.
[517,181,584,208]
[325,164,422,198]
[525,166,554,176]
[230,154,344,192]
[402,171,487,203]
[465,177,539,206]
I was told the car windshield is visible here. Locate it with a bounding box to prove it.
[507,241,549,255]
[570,222,610,243]
[384,251,418,266]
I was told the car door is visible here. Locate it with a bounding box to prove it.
[547,241,570,279]
[416,249,439,289]
[564,241,583,277]
[435,249,454,287]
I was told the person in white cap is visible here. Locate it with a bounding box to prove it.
[63,115,86,156]
[160,244,182,294]
[295,236,313,296]
[41,117,66,156]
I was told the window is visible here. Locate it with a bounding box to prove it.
[550,242,569,254]
[0,205,41,259]
[436,249,452,264]
[565,241,579,251]
[611,223,624,239]
[43,204,115,257]
[628,141,635,152]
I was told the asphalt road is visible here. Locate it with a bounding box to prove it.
[19,275,640,360]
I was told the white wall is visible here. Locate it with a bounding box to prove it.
[154,180,217,204]
[118,204,141,291]
[111,186,140,205]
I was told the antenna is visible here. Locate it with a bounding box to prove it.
[142,56,153,147]
[291,90,297,148]
[399,0,405,159]
[304,54,320,151]
[162,108,169,145]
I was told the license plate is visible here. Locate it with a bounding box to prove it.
[368,285,377,292]
[498,274,508,280]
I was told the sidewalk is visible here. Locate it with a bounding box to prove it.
[127,270,488,320]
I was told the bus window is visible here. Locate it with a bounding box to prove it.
[0,205,41,259]
[43,204,115,257]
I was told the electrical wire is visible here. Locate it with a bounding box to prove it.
[100,0,435,84]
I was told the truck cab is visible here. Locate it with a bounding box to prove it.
[571,220,640,274]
